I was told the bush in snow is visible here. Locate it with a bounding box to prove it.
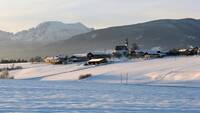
[0,70,14,79]
[79,74,92,80]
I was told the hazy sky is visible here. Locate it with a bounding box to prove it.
[0,0,199,32]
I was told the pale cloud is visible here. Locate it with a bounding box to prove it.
[0,0,199,32]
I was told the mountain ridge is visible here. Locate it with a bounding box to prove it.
[41,18,200,55]
[11,21,92,42]
[1,18,200,58]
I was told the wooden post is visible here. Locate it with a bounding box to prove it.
[126,73,128,85]
[121,74,123,84]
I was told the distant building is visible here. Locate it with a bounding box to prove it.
[44,55,67,64]
[69,54,88,62]
[68,51,112,63]
[44,57,62,64]
[86,58,107,65]
[177,47,199,56]
[143,50,166,59]
[131,50,145,58]
[87,51,112,59]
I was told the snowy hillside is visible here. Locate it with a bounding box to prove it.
[1,57,200,112]
[12,21,92,42]
[5,56,200,87]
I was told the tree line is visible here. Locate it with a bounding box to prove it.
[0,59,28,64]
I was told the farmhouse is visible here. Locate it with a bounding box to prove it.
[86,58,108,65]
[87,51,112,59]
[44,57,61,64]
[44,55,67,64]
[69,54,88,62]
[143,50,166,59]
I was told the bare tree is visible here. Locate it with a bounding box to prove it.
[131,43,139,51]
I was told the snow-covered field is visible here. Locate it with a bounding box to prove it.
[1,56,200,112]
[3,56,200,87]
[0,80,200,113]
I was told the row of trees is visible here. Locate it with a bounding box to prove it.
[0,59,28,64]
[0,56,46,64]
[0,56,67,64]
[29,56,44,63]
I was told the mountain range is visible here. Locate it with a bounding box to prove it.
[0,22,92,58]
[0,18,200,59]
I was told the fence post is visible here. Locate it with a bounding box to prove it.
[126,73,128,85]
[121,74,123,84]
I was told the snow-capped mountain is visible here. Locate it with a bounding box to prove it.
[1,18,200,59]
[12,21,93,42]
[43,18,200,55]
[0,21,93,58]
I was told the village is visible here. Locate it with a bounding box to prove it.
[1,39,200,79]
[42,39,200,65]
[1,39,200,67]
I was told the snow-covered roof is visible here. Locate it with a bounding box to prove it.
[45,56,60,60]
[88,58,105,62]
[72,53,87,57]
[89,51,113,55]
[135,49,167,54]
[179,49,187,52]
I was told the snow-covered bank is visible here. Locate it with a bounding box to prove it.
[4,56,200,86]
